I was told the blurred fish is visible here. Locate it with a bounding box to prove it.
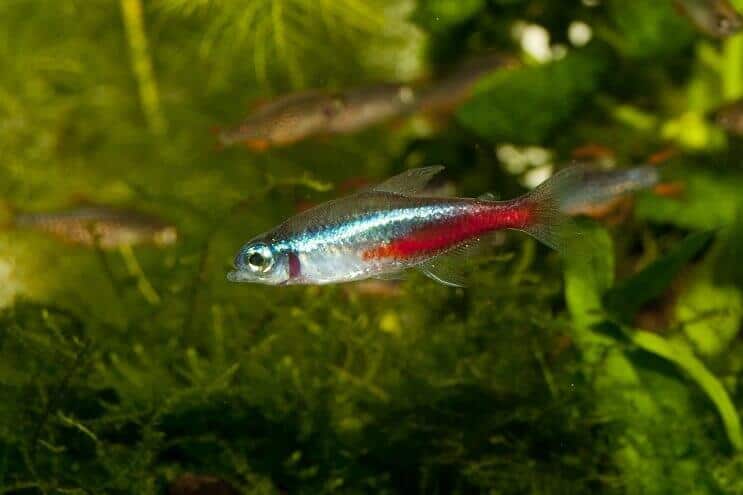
[416,53,516,114]
[216,54,512,150]
[325,83,418,134]
[215,90,344,150]
[5,204,178,249]
[559,166,660,218]
[673,0,743,37]
[715,98,743,136]
[227,165,584,287]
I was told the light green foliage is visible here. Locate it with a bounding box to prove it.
[156,0,420,88]
[564,224,741,492]
[0,0,742,493]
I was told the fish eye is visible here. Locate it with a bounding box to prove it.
[248,252,264,267]
[242,244,274,272]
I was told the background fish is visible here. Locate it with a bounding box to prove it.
[673,0,743,37]
[216,90,344,150]
[325,83,418,134]
[9,204,178,249]
[559,166,660,217]
[217,54,512,150]
[227,166,584,287]
[417,54,515,114]
[715,98,743,136]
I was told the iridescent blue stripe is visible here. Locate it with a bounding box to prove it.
[275,204,462,253]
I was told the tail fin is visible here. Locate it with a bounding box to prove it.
[517,165,589,254]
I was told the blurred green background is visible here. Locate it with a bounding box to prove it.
[2,0,743,493]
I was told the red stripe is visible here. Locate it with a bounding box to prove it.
[363,203,532,260]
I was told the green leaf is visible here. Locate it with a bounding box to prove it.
[564,221,614,330]
[456,50,606,144]
[625,327,743,452]
[604,231,715,322]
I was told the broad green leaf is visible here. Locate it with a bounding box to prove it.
[457,50,606,144]
[564,221,614,330]
[604,231,714,322]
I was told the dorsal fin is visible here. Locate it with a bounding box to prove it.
[372,166,445,196]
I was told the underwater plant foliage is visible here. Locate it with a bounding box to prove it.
[0,0,742,493]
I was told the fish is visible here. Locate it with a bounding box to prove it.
[673,0,743,38]
[7,204,178,249]
[216,54,512,150]
[416,53,515,114]
[325,83,419,134]
[715,98,743,136]
[215,90,345,150]
[559,166,660,217]
[227,165,584,287]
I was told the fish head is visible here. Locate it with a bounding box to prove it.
[703,0,743,36]
[712,3,743,35]
[227,239,290,285]
[715,102,743,132]
[677,0,743,37]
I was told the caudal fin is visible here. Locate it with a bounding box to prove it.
[517,165,590,254]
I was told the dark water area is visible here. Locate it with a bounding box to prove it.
[1,0,743,493]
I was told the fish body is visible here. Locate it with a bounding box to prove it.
[325,83,418,134]
[13,206,178,248]
[559,166,660,217]
[716,99,743,136]
[674,0,743,37]
[217,54,511,150]
[216,90,343,150]
[228,166,581,286]
[417,54,513,114]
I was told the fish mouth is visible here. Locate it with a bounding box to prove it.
[227,270,251,283]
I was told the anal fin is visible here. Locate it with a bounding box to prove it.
[419,260,468,287]
[417,235,502,287]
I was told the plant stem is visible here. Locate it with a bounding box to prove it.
[120,0,166,134]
